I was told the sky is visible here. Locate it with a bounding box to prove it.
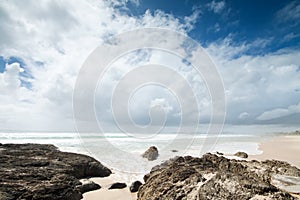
[0,0,299,132]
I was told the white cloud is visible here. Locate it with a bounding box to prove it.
[150,98,173,113]
[1,0,300,132]
[257,102,300,120]
[238,112,249,119]
[207,0,225,14]
[275,1,300,26]
[206,37,300,123]
[0,0,196,131]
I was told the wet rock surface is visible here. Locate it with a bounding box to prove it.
[77,179,101,194]
[138,153,300,200]
[108,182,127,189]
[130,181,143,193]
[142,146,159,161]
[0,143,111,200]
[234,151,248,158]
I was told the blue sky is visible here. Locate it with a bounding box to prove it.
[0,0,299,131]
[122,0,300,53]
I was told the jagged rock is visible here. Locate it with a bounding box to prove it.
[77,179,101,193]
[216,151,224,155]
[137,153,300,200]
[234,151,248,158]
[142,146,159,161]
[108,182,127,189]
[130,181,143,193]
[0,143,111,200]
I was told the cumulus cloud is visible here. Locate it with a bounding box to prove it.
[1,0,300,132]
[206,39,300,124]
[257,102,300,121]
[0,0,198,131]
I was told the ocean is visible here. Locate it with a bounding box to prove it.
[1,124,299,183]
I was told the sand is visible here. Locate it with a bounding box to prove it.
[82,174,137,200]
[249,135,300,168]
[83,135,300,200]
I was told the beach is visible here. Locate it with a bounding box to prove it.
[250,135,300,168]
[81,134,300,200]
[82,174,137,200]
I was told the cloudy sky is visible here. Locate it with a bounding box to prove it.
[0,0,299,132]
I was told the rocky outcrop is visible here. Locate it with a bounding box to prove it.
[0,143,111,200]
[142,146,159,161]
[234,151,248,158]
[108,182,127,189]
[138,153,300,200]
[130,181,143,193]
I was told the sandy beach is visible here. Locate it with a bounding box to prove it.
[249,135,300,168]
[82,174,138,200]
[82,135,300,200]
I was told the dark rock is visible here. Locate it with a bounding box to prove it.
[137,153,300,200]
[109,182,127,190]
[216,151,224,155]
[171,149,178,152]
[234,151,248,158]
[142,146,159,161]
[77,179,101,193]
[130,181,143,193]
[0,143,111,200]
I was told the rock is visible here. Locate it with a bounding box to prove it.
[142,146,159,161]
[77,179,101,193]
[108,182,127,189]
[234,151,248,158]
[130,181,143,193]
[171,149,178,152]
[271,174,300,194]
[216,151,224,155]
[137,153,300,200]
[0,143,111,200]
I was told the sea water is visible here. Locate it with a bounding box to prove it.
[1,124,299,183]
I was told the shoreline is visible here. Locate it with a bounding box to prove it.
[249,135,300,168]
[82,134,300,200]
[1,134,299,200]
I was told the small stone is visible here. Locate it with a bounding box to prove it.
[234,151,248,158]
[108,182,127,190]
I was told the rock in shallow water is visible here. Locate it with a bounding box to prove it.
[108,182,127,189]
[0,143,111,200]
[138,153,300,200]
[142,146,159,161]
[234,151,248,158]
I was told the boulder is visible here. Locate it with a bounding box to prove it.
[234,151,248,158]
[130,181,143,193]
[108,182,127,189]
[77,179,101,193]
[142,146,159,161]
[0,143,111,200]
[137,153,300,200]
